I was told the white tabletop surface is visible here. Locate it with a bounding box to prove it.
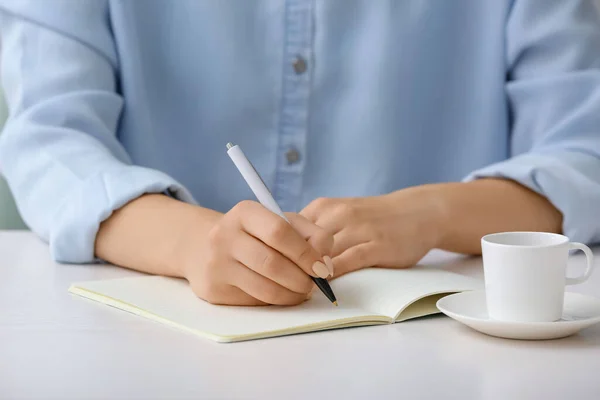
[2,231,600,400]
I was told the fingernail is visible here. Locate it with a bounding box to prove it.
[312,261,330,279]
[323,256,334,277]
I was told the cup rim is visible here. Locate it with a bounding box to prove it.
[481,231,569,248]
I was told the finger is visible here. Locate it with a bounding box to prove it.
[285,213,334,257]
[189,264,268,306]
[231,231,314,294]
[300,198,347,235]
[230,261,309,306]
[331,228,366,257]
[300,197,340,223]
[234,201,330,279]
[198,284,268,306]
[332,242,378,277]
[299,198,324,222]
[300,197,352,235]
[287,213,335,276]
[222,286,269,306]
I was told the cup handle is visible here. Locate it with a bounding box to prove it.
[565,242,594,285]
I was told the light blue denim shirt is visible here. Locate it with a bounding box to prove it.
[1,0,600,262]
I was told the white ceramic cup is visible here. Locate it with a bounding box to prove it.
[481,232,594,322]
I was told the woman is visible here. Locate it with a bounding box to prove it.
[1,0,599,306]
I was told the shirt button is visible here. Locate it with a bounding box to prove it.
[285,148,300,164]
[293,56,307,74]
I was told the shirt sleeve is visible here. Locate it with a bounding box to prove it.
[464,0,600,244]
[0,0,195,263]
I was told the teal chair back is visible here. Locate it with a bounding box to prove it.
[0,86,26,229]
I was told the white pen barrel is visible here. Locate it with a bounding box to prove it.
[227,145,288,221]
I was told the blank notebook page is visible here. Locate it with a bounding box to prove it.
[71,276,377,341]
[70,267,481,341]
[338,268,482,318]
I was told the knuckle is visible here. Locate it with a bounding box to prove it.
[312,197,331,210]
[206,224,224,246]
[296,245,315,266]
[334,202,354,218]
[266,219,290,242]
[232,200,256,215]
[259,251,280,275]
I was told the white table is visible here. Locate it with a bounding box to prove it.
[2,231,600,400]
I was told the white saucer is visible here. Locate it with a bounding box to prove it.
[436,290,600,340]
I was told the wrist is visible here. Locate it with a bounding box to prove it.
[418,184,453,250]
[169,205,223,279]
[423,183,455,250]
[96,194,223,279]
[414,179,562,255]
[386,184,452,251]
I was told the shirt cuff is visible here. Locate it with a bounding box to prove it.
[463,151,600,244]
[49,164,196,263]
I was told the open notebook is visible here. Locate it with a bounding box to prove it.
[69,267,481,343]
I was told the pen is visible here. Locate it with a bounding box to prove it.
[226,142,338,306]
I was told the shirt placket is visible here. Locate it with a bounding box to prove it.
[273,0,313,212]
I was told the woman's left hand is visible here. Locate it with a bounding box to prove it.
[300,187,444,277]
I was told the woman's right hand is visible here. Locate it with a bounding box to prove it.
[180,200,335,306]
